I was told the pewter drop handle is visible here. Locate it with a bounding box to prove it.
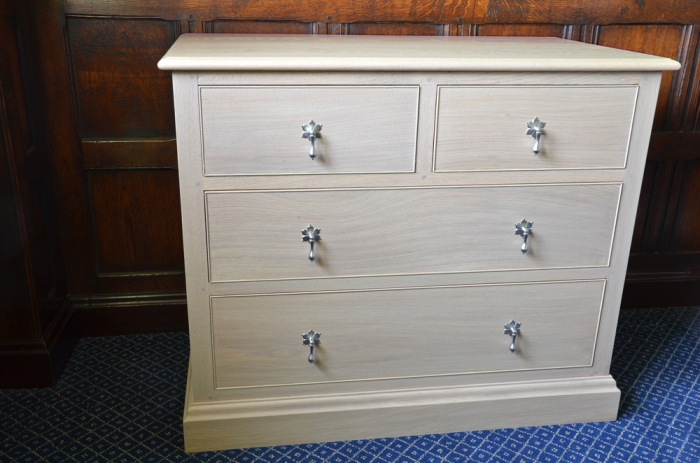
[533,132,542,154]
[302,121,322,160]
[308,134,318,160]
[521,233,529,254]
[308,241,316,262]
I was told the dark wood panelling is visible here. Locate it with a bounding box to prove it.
[64,0,477,22]
[94,272,185,294]
[0,89,34,341]
[346,22,444,35]
[477,1,700,25]
[1,8,65,338]
[0,8,34,340]
[663,26,699,133]
[0,298,78,388]
[476,23,566,37]
[648,132,700,161]
[1,0,74,387]
[67,18,178,139]
[82,139,177,169]
[596,25,684,131]
[71,292,187,336]
[64,16,187,299]
[25,2,93,294]
[632,132,700,253]
[683,36,700,131]
[630,159,669,253]
[206,20,315,34]
[64,0,700,24]
[622,277,700,309]
[666,160,700,253]
[597,24,684,130]
[88,170,184,275]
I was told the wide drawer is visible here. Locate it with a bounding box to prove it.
[206,184,621,283]
[433,86,638,172]
[200,86,419,175]
[211,280,604,389]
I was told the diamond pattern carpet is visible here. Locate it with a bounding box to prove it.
[2,307,699,462]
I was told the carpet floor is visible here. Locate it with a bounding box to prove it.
[1,307,699,462]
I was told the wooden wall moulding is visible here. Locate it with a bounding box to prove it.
[63,0,700,24]
[11,0,698,342]
[0,0,75,388]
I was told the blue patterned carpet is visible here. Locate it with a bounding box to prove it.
[2,307,699,462]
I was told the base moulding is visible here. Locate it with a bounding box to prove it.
[183,366,621,452]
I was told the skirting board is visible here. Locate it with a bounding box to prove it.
[183,364,621,453]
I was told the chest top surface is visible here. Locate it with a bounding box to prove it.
[158,34,680,72]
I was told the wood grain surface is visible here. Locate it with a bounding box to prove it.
[434,85,638,172]
[158,35,679,72]
[200,86,418,175]
[65,0,700,24]
[0,0,73,387]
[183,374,620,452]
[205,184,621,282]
[211,280,605,389]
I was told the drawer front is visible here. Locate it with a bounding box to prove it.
[206,184,620,283]
[434,86,638,172]
[200,86,419,175]
[212,280,604,389]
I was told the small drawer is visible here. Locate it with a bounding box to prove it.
[205,184,621,283]
[433,86,638,172]
[199,86,419,175]
[211,280,604,389]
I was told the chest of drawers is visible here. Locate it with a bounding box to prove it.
[159,35,679,453]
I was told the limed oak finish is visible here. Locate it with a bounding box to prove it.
[206,185,621,282]
[160,34,679,452]
[200,86,418,175]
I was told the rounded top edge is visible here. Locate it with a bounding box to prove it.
[157,35,681,72]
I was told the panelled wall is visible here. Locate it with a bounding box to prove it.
[1,0,74,387]
[25,1,700,335]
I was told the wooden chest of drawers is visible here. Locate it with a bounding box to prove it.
[159,35,679,453]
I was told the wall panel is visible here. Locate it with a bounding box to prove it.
[66,17,186,298]
[476,23,567,37]
[667,160,700,253]
[67,18,178,139]
[1,0,74,387]
[596,25,684,131]
[19,1,699,337]
[345,22,445,35]
[88,170,184,276]
[206,20,315,34]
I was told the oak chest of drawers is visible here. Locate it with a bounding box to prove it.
[158,34,679,453]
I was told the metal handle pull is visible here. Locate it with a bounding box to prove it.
[301,225,321,261]
[526,117,546,154]
[514,219,533,254]
[302,120,322,160]
[503,320,521,353]
[302,330,321,363]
